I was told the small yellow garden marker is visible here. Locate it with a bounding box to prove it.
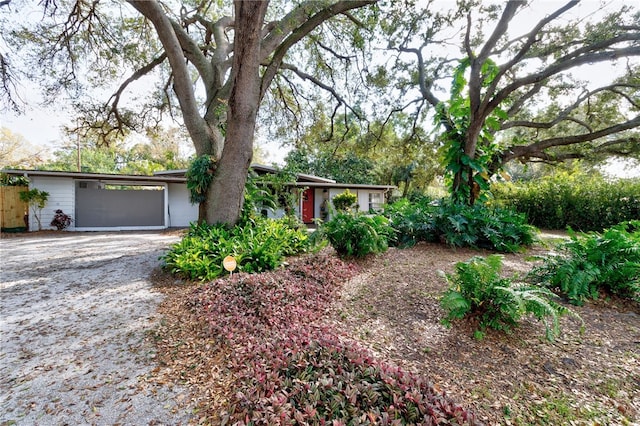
[223,255,237,277]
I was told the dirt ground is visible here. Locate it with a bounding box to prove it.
[153,239,640,425]
[0,230,194,425]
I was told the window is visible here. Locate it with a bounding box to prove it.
[368,192,383,212]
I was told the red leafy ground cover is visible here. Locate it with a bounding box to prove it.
[152,241,639,425]
[188,253,479,425]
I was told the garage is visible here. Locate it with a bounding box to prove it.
[0,170,195,231]
[75,181,165,228]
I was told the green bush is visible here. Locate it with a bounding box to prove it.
[384,197,437,246]
[441,255,571,341]
[318,212,393,257]
[492,172,640,231]
[385,198,536,252]
[530,221,640,305]
[332,189,358,212]
[163,217,309,280]
[432,200,536,252]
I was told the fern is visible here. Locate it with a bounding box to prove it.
[441,255,574,340]
[531,221,640,304]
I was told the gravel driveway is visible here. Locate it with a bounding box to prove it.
[0,231,193,425]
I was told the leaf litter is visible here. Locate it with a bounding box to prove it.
[152,239,639,425]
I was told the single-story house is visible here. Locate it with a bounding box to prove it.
[1,165,395,231]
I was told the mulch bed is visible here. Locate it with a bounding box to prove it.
[150,242,640,425]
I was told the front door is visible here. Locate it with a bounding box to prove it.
[302,188,314,224]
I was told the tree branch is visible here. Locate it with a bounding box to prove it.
[488,45,640,116]
[259,0,376,99]
[279,62,363,120]
[502,115,640,162]
[482,1,580,111]
[398,45,442,108]
[103,53,167,136]
[502,84,637,131]
[0,52,21,112]
[127,0,215,156]
[169,19,214,89]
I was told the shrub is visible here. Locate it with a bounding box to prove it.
[191,254,477,424]
[162,217,308,280]
[529,221,640,305]
[0,173,29,186]
[385,198,536,252]
[318,212,393,257]
[332,188,358,212]
[384,197,437,246]
[492,172,640,232]
[432,201,536,252]
[441,255,571,340]
[50,209,72,230]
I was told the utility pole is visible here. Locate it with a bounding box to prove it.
[76,124,81,172]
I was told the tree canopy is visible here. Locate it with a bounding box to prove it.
[377,0,640,203]
[2,0,639,212]
[1,0,376,224]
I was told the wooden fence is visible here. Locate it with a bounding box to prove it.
[0,186,28,230]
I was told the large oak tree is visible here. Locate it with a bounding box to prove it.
[381,0,640,203]
[1,0,376,224]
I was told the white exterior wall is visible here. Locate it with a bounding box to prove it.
[321,188,388,220]
[167,183,198,227]
[29,176,75,231]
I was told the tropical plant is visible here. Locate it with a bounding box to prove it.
[433,200,537,252]
[19,188,49,231]
[384,197,437,246]
[242,167,300,224]
[384,198,536,252]
[318,212,393,257]
[185,155,215,205]
[530,221,640,305]
[163,217,309,281]
[441,255,572,341]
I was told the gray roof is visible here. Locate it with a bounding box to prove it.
[1,169,186,183]
[153,163,336,184]
[2,167,394,191]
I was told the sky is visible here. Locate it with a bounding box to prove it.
[1,0,639,177]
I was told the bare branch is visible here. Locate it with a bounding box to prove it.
[502,83,639,131]
[487,45,640,117]
[482,1,580,110]
[398,46,442,108]
[0,52,22,113]
[260,0,376,99]
[502,115,640,163]
[279,62,363,120]
[505,80,545,117]
[103,53,167,136]
[477,1,524,62]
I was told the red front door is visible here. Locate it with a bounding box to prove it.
[302,188,314,223]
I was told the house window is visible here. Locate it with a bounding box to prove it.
[368,192,383,212]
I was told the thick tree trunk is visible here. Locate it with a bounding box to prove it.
[205,0,269,225]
